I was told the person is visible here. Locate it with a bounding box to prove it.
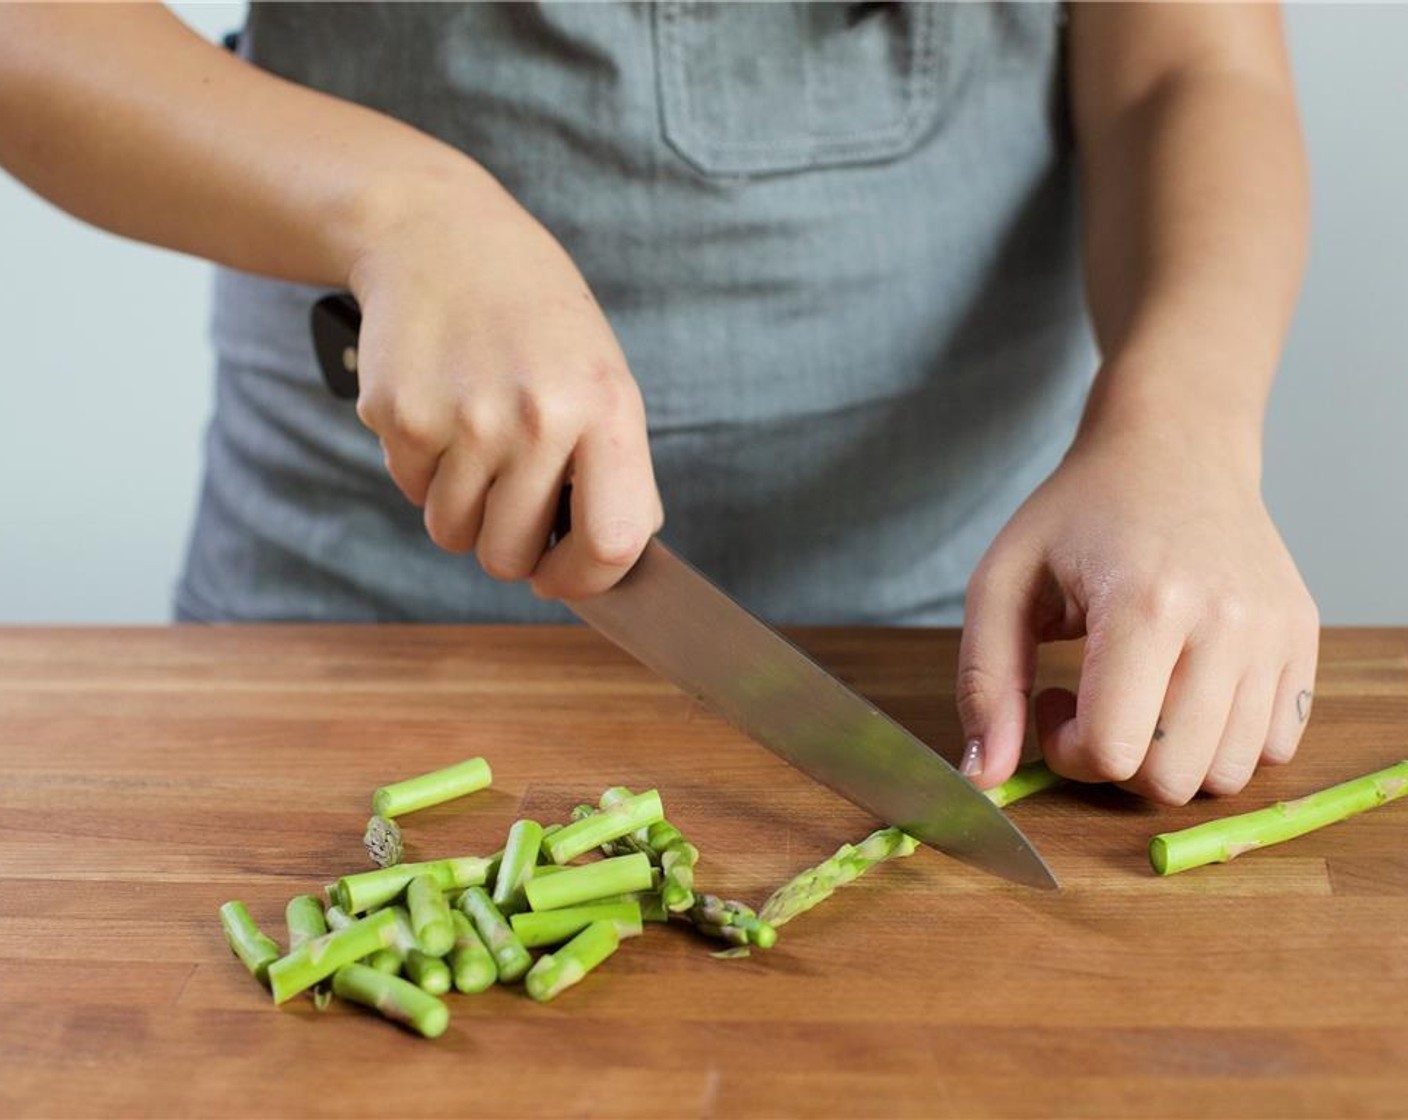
[0,2,1319,805]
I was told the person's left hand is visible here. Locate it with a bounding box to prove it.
[954,406,1320,804]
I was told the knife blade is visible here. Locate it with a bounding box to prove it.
[567,540,1057,890]
[309,293,1058,890]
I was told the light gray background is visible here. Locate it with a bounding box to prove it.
[1,3,1404,623]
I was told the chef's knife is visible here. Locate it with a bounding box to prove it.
[310,293,1058,890]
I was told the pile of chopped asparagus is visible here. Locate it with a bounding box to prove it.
[222,750,1405,1037]
[222,757,919,1038]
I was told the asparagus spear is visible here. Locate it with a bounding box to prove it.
[338,855,492,913]
[332,963,449,1039]
[362,814,404,868]
[759,826,919,927]
[1150,759,1408,875]
[285,894,333,1007]
[404,949,453,996]
[523,853,654,912]
[218,900,280,986]
[510,901,643,948]
[524,919,621,1003]
[457,886,533,983]
[984,760,1064,807]
[685,894,776,949]
[267,907,398,1004]
[447,910,497,993]
[372,756,492,818]
[324,904,354,931]
[333,903,409,976]
[543,790,664,864]
[491,819,543,915]
[577,791,698,912]
[406,874,455,956]
[365,949,402,975]
[285,895,328,948]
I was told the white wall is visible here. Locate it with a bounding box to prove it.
[1,3,1405,623]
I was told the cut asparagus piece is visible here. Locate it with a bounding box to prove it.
[332,963,449,1039]
[324,905,354,932]
[218,900,280,986]
[447,910,497,993]
[372,756,492,819]
[1150,759,1408,875]
[576,793,698,911]
[338,855,492,913]
[510,901,644,948]
[524,853,654,912]
[985,761,1064,808]
[543,790,664,864]
[365,949,402,975]
[285,894,333,1005]
[362,814,404,868]
[587,890,668,923]
[404,949,452,996]
[284,895,328,950]
[267,908,398,1004]
[538,823,563,863]
[685,894,777,949]
[491,819,544,916]
[659,840,699,913]
[759,826,919,927]
[524,919,621,1003]
[458,886,533,983]
[406,874,455,957]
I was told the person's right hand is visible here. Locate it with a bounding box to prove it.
[347,169,663,599]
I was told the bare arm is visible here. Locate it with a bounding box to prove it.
[955,3,1318,804]
[0,3,662,599]
[1069,1,1309,475]
[0,2,487,283]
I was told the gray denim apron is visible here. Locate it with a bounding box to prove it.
[176,1,1096,624]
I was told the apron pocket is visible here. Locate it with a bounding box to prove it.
[655,0,951,178]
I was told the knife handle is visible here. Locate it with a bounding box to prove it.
[309,292,573,541]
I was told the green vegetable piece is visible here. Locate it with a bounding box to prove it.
[406,874,455,957]
[573,794,697,910]
[447,910,498,993]
[686,893,776,949]
[218,900,280,986]
[510,901,643,948]
[984,761,1064,808]
[404,949,452,996]
[543,790,664,865]
[525,920,622,1003]
[759,826,918,927]
[267,908,397,1004]
[458,886,533,983]
[372,757,492,818]
[491,819,544,915]
[324,905,354,931]
[523,853,653,912]
[1150,759,1408,875]
[362,814,404,868]
[332,963,449,1039]
[284,895,328,950]
[365,948,402,975]
[338,855,492,913]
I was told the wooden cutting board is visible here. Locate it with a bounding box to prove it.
[1,626,1405,1118]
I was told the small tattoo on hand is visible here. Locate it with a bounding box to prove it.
[1152,724,1166,742]
[1296,689,1313,722]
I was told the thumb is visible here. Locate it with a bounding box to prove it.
[954,555,1040,789]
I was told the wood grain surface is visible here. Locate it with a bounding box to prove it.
[1,625,1405,1118]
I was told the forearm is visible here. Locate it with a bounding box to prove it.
[0,3,500,287]
[1069,4,1308,472]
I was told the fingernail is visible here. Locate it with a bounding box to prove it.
[960,737,985,778]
